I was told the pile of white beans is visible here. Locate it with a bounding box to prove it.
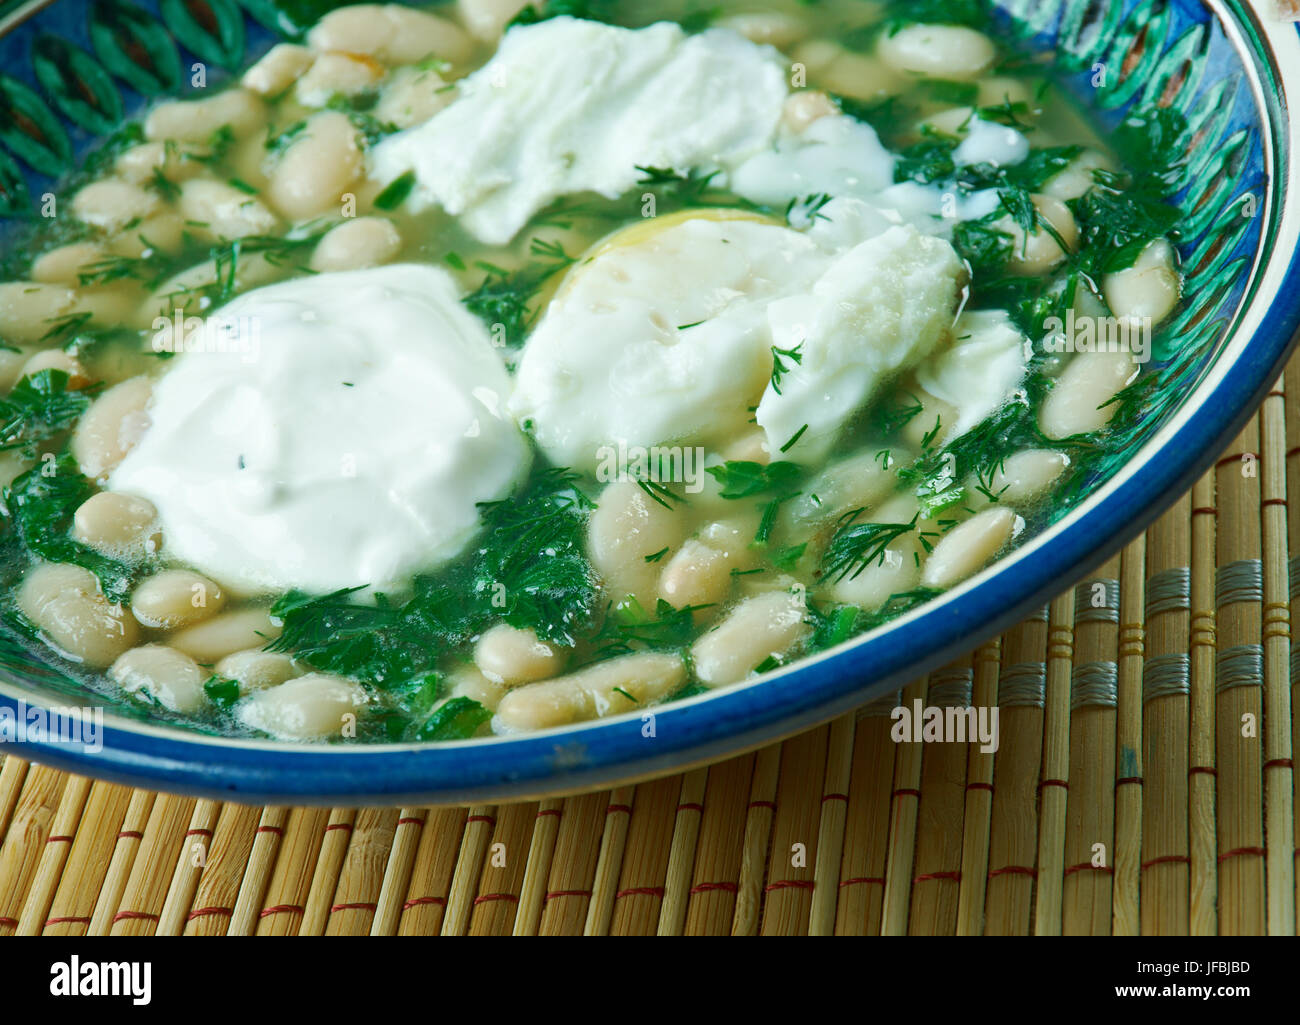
[0,0,1183,740]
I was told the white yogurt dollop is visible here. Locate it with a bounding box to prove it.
[111,264,530,597]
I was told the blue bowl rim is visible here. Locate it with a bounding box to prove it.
[1,0,1299,804]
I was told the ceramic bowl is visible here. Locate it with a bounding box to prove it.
[0,0,1298,803]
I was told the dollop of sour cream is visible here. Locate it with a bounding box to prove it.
[111,265,530,596]
[372,16,788,244]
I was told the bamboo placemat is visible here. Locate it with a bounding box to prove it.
[0,369,1297,937]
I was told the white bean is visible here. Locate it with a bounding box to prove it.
[71,375,152,482]
[996,194,1078,275]
[178,179,278,241]
[658,540,732,609]
[819,49,902,102]
[458,0,529,41]
[214,648,301,693]
[445,664,509,711]
[786,449,900,529]
[877,24,996,80]
[781,90,838,134]
[308,5,473,65]
[1103,238,1180,327]
[30,243,105,285]
[900,387,958,449]
[0,283,78,345]
[237,673,369,740]
[144,88,264,143]
[114,140,206,186]
[17,563,140,669]
[659,517,759,609]
[1042,148,1112,201]
[242,43,315,96]
[717,12,805,48]
[72,178,160,233]
[374,66,455,129]
[19,349,89,387]
[131,569,226,630]
[267,110,363,221]
[473,623,566,686]
[169,608,282,663]
[71,492,161,556]
[309,217,402,272]
[983,449,1068,506]
[921,506,1019,589]
[494,652,686,731]
[587,480,688,607]
[109,644,206,713]
[113,211,186,256]
[0,449,33,497]
[691,590,810,687]
[295,52,385,107]
[143,251,281,321]
[1039,350,1139,439]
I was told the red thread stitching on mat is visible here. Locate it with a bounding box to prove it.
[111,911,159,923]
[1264,758,1294,770]
[689,881,738,895]
[988,865,1036,879]
[677,802,704,813]
[748,800,776,811]
[0,917,18,927]
[764,880,815,893]
[1217,846,1266,864]
[46,834,73,843]
[1215,453,1257,468]
[1262,498,1288,508]
[472,893,519,905]
[615,887,664,899]
[324,822,353,833]
[893,788,921,799]
[330,902,377,913]
[1141,854,1190,870]
[1189,766,1217,777]
[44,916,90,926]
[256,825,283,836]
[966,782,994,793]
[545,889,593,901]
[185,829,212,838]
[259,904,303,919]
[116,830,143,840]
[1063,863,1114,876]
[821,793,848,803]
[1039,779,1069,792]
[1191,507,1218,517]
[1116,776,1143,788]
[403,896,447,910]
[187,906,232,921]
[466,815,495,825]
[606,804,632,815]
[536,808,561,819]
[914,870,961,883]
[396,816,424,827]
[839,877,885,888]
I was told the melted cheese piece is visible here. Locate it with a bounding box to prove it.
[371,17,788,244]
[111,265,530,596]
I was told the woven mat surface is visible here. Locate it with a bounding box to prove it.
[1,363,1298,937]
